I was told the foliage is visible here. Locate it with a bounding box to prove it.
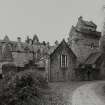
[2,64,17,81]
[25,36,30,43]
[0,72,48,105]
[36,73,48,88]
[100,35,105,53]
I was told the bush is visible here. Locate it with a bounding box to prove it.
[0,72,48,105]
[2,63,17,81]
[36,74,48,88]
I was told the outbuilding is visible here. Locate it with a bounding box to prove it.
[48,39,77,82]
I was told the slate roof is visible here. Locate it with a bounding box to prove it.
[85,52,102,64]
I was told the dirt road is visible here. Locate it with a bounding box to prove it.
[49,81,91,105]
[72,81,105,105]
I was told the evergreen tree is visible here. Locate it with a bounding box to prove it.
[42,41,46,46]
[25,36,30,43]
[55,40,59,46]
[100,6,105,53]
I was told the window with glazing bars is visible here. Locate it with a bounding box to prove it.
[60,54,68,68]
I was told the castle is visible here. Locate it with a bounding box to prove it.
[1,16,104,81]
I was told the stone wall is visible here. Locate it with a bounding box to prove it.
[69,17,101,63]
[69,28,100,63]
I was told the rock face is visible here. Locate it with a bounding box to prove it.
[69,16,101,63]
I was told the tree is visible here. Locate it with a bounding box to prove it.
[0,71,48,105]
[100,35,105,53]
[25,36,30,44]
[42,41,46,46]
[54,40,59,46]
[46,42,50,49]
[100,6,105,53]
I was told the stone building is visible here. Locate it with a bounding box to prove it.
[48,39,76,82]
[0,34,50,77]
[0,16,103,81]
[69,16,101,63]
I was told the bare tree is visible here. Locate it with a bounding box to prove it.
[102,5,105,36]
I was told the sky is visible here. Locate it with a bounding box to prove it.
[0,0,104,44]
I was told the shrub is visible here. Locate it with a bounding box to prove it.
[0,72,48,105]
[36,74,48,88]
[2,63,17,81]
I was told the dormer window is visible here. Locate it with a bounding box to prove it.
[60,54,68,69]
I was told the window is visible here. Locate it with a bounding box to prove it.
[60,55,68,68]
[90,43,94,49]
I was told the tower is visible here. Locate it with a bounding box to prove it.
[69,16,101,63]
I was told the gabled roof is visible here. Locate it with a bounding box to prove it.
[48,45,57,55]
[50,39,76,59]
[85,52,102,64]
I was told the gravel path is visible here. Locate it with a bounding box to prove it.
[72,81,105,105]
[49,81,91,105]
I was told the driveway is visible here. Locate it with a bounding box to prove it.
[72,81,105,105]
[49,81,91,105]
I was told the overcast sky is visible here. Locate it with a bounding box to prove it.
[0,0,104,44]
